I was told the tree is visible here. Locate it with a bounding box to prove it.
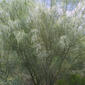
[0,0,85,85]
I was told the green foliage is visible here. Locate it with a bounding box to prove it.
[57,74,85,85]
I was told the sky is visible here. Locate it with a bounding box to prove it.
[0,0,79,10]
[39,0,79,10]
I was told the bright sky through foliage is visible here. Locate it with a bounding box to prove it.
[38,0,79,10]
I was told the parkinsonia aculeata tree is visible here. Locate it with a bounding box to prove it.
[0,0,85,85]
